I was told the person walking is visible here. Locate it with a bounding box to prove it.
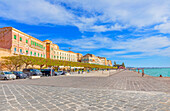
[142,69,144,77]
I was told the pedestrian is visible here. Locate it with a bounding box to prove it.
[142,69,144,77]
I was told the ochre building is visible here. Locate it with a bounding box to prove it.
[0,27,78,62]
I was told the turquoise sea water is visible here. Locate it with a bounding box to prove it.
[136,68,170,77]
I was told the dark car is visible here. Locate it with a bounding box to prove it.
[40,69,55,76]
[23,69,42,77]
[12,71,27,79]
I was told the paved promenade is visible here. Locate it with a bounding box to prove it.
[0,70,169,111]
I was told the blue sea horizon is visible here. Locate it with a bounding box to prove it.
[135,68,170,77]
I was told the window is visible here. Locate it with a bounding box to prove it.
[14,35,16,39]
[20,49,22,53]
[30,51,32,55]
[38,53,39,57]
[26,39,28,43]
[44,55,45,58]
[51,55,53,58]
[26,50,28,54]
[20,37,22,41]
[14,48,16,52]
[41,54,42,57]
[34,52,36,56]
[51,48,53,50]
[54,56,56,58]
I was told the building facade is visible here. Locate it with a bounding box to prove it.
[0,27,46,58]
[81,54,102,65]
[0,27,78,62]
[0,27,111,65]
[97,56,107,65]
[107,60,112,66]
[77,53,83,62]
[43,40,77,62]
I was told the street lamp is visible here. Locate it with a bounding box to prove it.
[68,47,72,73]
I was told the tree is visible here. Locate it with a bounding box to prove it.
[114,61,116,66]
[1,60,15,71]
[35,57,47,69]
[2,56,23,71]
[20,55,32,68]
[122,62,125,68]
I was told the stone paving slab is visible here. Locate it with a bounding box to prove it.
[0,84,169,111]
[1,70,169,93]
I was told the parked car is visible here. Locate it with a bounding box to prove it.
[40,69,55,76]
[23,69,42,77]
[0,71,16,80]
[12,71,27,79]
[55,71,66,75]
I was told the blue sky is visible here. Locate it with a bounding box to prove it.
[0,0,170,67]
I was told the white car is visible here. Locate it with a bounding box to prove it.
[0,71,16,80]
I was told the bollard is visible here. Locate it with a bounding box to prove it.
[160,75,162,77]
[138,69,139,73]
[142,69,144,77]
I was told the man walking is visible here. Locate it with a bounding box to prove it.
[142,69,144,77]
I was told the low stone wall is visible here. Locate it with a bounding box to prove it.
[69,70,118,77]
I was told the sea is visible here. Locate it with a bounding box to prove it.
[136,68,170,77]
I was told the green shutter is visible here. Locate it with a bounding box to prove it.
[20,37,22,41]
[35,42,36,46]
[14,35,16,39]
[38,53,39,57]
[26,50,28,53]
[41,54,42,57]
[26,40,28,43]
[30,51,32,55]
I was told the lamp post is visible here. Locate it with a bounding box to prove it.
[68,47,72,73]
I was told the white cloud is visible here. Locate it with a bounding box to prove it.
[59,0,170,27]
[0,0,75,25]
[1,0,170,32]
[154,22,170,33]
[53,35,170,58]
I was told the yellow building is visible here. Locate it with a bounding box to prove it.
[43,40,77,62]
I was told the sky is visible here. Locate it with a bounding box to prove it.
[0,0,170,67]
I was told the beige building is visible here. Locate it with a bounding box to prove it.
[81,54,102,65]
[44,40,77,62]
[107,60,112,66]
[0,27,78,62]
[77,53,83,62]
[0,27,46,58]
[97,56,107,65]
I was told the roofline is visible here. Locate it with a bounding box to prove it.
[0,27,45,44]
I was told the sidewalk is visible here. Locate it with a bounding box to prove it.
[68,70,118,77]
